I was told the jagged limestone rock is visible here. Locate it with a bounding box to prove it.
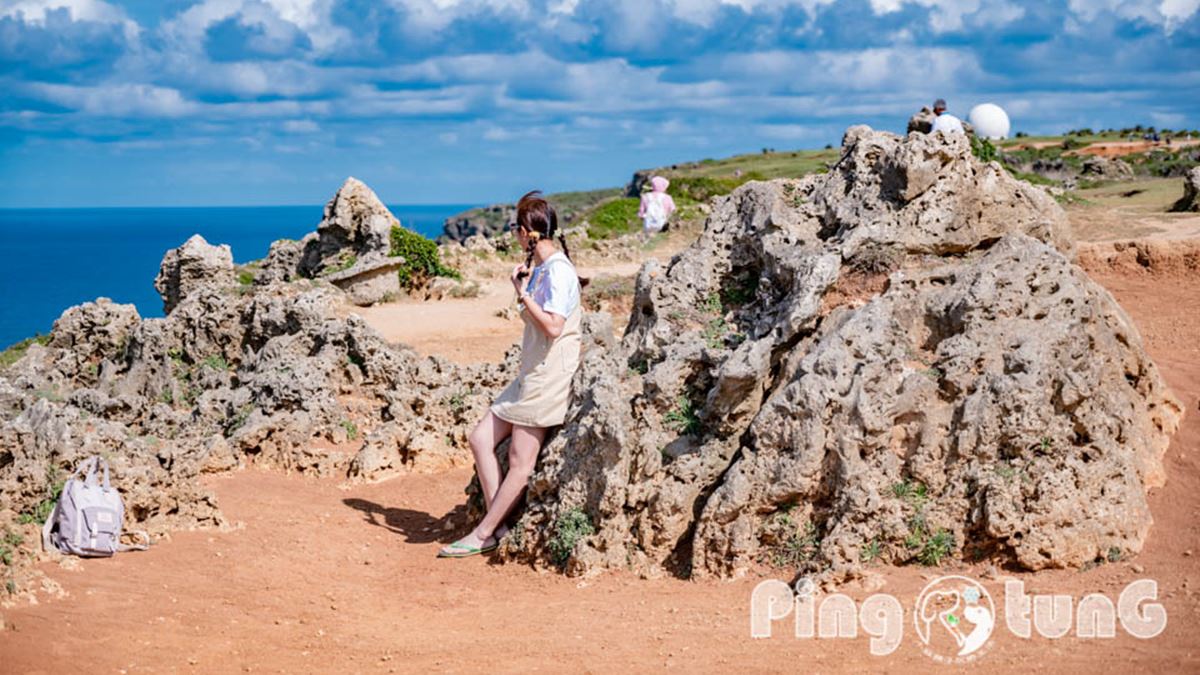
[1,245,515,545]
[1171,166,1200,213]
[491,127,1181,584]
[154,235,235,314]
[299,177,398,277]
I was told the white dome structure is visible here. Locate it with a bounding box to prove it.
[969,103,1011,140]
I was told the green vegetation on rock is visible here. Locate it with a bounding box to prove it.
[1,334,50,369]
[390,225,460,289]
[548,508,595,566]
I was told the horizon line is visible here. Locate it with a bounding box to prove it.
[0,202,487,211]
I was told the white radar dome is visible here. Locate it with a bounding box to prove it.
[969,103,1011,140]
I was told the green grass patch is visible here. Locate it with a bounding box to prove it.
[666,173,766,202]
[1,334,51,369]
[971,136,998,163]
[548,508,595,566]
[585,198,642,240]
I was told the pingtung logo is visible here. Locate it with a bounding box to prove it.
[914,575,996,663]
[750,573,1167,661]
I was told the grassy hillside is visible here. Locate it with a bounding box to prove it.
[581,147,841,239]
[445,127,1199,243]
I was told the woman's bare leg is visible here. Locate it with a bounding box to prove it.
[469,411,512,511]
[439,414,531,555]
[471,424,546,540]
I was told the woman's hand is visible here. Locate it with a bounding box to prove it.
[510,264,529,296]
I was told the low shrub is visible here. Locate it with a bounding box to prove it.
[389,226,461,289]
[548,508,595,565]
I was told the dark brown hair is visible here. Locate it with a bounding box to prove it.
[516,190,587,286]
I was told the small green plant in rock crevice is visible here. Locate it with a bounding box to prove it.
[202,354,230,371]
[18,466,65,525]
[664,395,702,436]
[1,530,25,567]
[446,388,476,415]
[861,538,883,564]
[768,515,822,569]
[916,529,954,566]
[340,419,359,441]
[548,508,595,566]
[226,404,254,436]
[894,479,955,566]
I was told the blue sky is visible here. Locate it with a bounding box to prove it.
[0,0,1197,207]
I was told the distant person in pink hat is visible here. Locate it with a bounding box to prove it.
[638,175,676,236]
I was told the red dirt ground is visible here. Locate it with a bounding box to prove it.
[1,267,1198,673]
[1070,140,1200,158]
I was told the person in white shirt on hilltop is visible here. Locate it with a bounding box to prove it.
[930,98,965,135]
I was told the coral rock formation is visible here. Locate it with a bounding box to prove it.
[492,127,1181,583]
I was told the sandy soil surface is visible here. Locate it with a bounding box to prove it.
[2,235,1199,671]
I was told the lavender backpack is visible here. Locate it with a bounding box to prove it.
[41,456,149,557]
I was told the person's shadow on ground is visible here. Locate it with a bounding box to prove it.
[342,498,468,545]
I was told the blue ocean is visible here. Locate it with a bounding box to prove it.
[0,205,473,349]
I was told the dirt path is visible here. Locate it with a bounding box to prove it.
[346,257,654,365]
[2,257,1199,672]
[1072,140,1200,158]
[1069,178,1200,243]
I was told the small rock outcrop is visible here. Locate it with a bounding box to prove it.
[153,235,235,314]
[256,177,420,304]
[906,107,974,137]
[298,177,397,276]
[1170,166,1200,212]
[324,257,406,306]
[1081,156,1135,182]
[907,106,937,134]
[484,126,1181,583]
[441,203,516,243]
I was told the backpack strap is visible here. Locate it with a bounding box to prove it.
[41,499,60,553]
[78,456,102,488]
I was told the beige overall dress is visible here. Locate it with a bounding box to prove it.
[490,258,582,428]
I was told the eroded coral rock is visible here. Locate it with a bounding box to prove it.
[493,127,1181,583]
[154,235,235,314]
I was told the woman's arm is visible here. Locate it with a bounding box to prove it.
[510,264,567,339]
[521,293,567,339]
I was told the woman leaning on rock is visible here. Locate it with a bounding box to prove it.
[439,191,583,558]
